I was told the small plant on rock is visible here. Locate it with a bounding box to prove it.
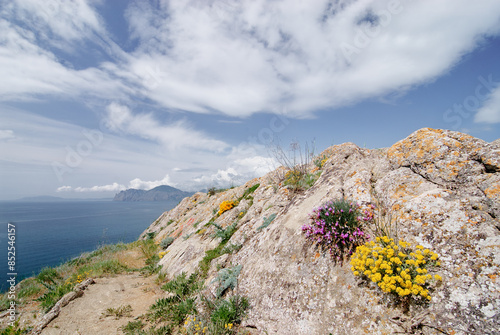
[256,213,277,231]
[213,264,242,297]
[212,222,238,244]
[350,236,442,312]
[160,236,175,249]
[218,201,236,216]
[302,198,372,262]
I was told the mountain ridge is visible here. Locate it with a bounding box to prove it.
[113,185,192,202]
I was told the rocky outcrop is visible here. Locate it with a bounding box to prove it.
[142,128,500,335]
[113,185,192,202]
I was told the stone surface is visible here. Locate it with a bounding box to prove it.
[142,128,500,335]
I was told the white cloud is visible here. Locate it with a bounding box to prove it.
[56,185,72,192]
[475,86,500,123]
[128,175,175,190]
[121,0,500,117]
[105,102,229,152]
[74,183,125,193]
[8,0,103,43]
[0,130,15,140]
[57,175,174,193]
[191,154,276,189]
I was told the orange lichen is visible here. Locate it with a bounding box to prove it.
[484,183,500,199]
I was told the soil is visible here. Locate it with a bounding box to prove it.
[40,273,162,335]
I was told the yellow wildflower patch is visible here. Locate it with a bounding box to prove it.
[218,200,236,215]
[351,236,441,301]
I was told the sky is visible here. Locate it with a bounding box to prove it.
[1,0,500,200]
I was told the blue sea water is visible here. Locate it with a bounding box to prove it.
[0,200,176,292]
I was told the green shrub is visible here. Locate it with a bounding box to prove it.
[210,295,249,327]
[36,282,72,312]
[187,295,249,334]
[283,169,320,192]
[161,272,201,300]
[145,232,156,240]
[160,237,175,249]
[149,272,200,327]
[212,222,238,243]
[36,267,61,288]
[213,265,242,297]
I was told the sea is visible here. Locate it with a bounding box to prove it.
[0,200,177,292]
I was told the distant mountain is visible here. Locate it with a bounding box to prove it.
[113,185,192,202]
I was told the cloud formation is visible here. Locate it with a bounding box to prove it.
[57,175,174,193]
[122,0,500,117]
[2,0,500,120]
[0,130,15,141]
[475,86,500,123]
[105,103,229,152]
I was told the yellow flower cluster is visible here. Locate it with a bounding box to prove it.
[183,316,207,334]
[158,251,168,258]
[65,271,91,286]
[319,157,328,168]
[225,323,233,329]
[218,201,236,215]
[284,169,302,185]
[351,236,441,301]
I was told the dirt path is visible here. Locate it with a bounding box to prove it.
[41,273,162,335]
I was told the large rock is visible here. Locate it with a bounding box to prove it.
[142,128,499,334]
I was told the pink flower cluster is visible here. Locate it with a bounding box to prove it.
[302,199,371,261]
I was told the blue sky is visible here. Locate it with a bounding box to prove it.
[1,0,500,200]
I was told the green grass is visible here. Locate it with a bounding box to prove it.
[121,320,145,335]
[102,304,133,319]
[0,321,29,335]
[17,278,43,300]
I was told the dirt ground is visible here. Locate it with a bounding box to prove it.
[41,272,162,335]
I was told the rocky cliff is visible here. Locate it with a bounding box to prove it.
[142,128,500,335]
